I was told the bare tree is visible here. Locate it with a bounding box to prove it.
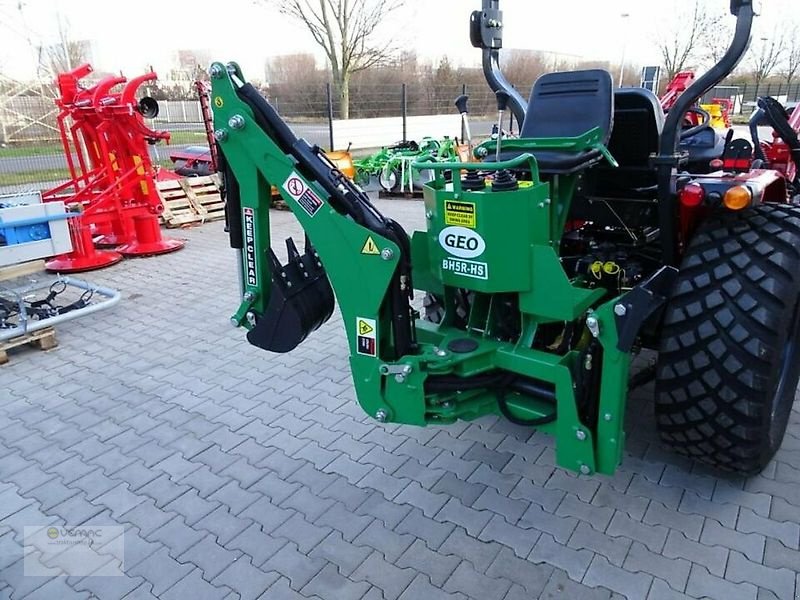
[705,20,735,65]
[782,25,800,86]
[749,33,787,91]
[261,0,401,119]
[656,0,722,80]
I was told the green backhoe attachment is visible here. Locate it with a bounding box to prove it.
[211,62,676,476]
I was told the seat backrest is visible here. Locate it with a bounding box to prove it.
[520,69,614,143]
[607,88,664,168]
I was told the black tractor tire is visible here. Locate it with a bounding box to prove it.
[655,204,800,475]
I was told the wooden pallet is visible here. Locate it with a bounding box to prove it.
[157,175,224,228]
[0,327,57,365]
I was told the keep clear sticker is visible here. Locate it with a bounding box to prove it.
[282,173,323,217]
[356,317,377,356]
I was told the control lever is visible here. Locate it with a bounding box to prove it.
[454,94,472,147]
[492,90,518,191]
[495,90,509,162]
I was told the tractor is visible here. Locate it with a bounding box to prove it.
[211,0,800,476]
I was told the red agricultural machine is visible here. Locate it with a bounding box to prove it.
[42,63,184,272]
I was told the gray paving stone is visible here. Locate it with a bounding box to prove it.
[92,482,145,518]
[539,569,614,600]
[212,556,279,600]
[354,519,414,563]
[397,538,461,586]
[147,514,207,557]
[138,473,190,508]
[700,519,765,563]
[178,533,241,580]
[591,483,650,521]
[437,497,494,537]
[302,562,373,600]
[518,503,578,545]
[164,489,220,526]
[395,507,455,550]
[568,521,631,568]
[662,529,728,578]
[556,493,614,531]
[713,480,772,517]
[623,542,691,592]
[486,547,553,598]
[161,567,231,600]
[530,532,593,581]
[129,546,194,596]
[273,512,331,553]
[583,555,653,600]
[737,506,799,549]
[261,577,313,600]
[356,491,412,529]
[607,511,668,553]
[479,513,539,558]
[725,551,796,600]
[398,573,468,600]
[309,530,371,577]
[445,560,511,600]
[647,579,693,600]
[686,564,757,600]
[261,542,326,591]
[120,498,176,537]
[643,500,704,542]
[395,480,448,517]
[510,477,565,512]
[224,522,285,567]
[545,470,600,503]
[352,551,417,600]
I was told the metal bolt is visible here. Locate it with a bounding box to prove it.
[435,348,447,357]
[375,409,388,423]
[243,291,255,302]
[544,198,551,205]
[538,202,545,208]
[579,464,591,475]
[402,365,412,375]
[209,64,224,79]
[213,129,228,142]
[228,114,245,129]
[442,401,452,409]
[425,210,433,220]
[614,304,627,317]
[229,317,239,327]
[586,315,600,338]
[246,312,256,326]
[394,374,405,383]
[603,413,612,421]
[380,248,394,261]
[576,430,587,441]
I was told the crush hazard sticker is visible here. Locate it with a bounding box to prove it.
[356,317,377,356]
[361,236,380,255]
[444,201,476,228]
[283,173,323,217]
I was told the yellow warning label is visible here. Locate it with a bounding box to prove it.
[361,236,380,255]
[444,201,476,228]
[358,319,374,336]
[213,96,224,108]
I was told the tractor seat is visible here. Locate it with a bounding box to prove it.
[512,69,614,175]
[607,88,664,167]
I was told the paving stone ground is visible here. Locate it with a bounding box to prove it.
[1,198,799,600]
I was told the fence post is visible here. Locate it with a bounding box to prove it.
[740,83,747,114]
[326,83,334,151]
[401,83,408,143]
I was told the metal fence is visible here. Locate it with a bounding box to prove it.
[1,80,798,194]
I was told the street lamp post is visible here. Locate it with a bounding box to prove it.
[619,13,631,88]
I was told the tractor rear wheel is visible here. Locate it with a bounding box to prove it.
[655,204,800,475]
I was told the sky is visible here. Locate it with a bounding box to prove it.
[0,0,792,83]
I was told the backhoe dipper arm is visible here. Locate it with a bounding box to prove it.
[210,62,416,364]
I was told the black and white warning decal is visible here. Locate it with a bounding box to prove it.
[356,317,377,357]
[283,173,323,217]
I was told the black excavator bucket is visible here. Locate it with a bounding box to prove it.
[246,236,335,353]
